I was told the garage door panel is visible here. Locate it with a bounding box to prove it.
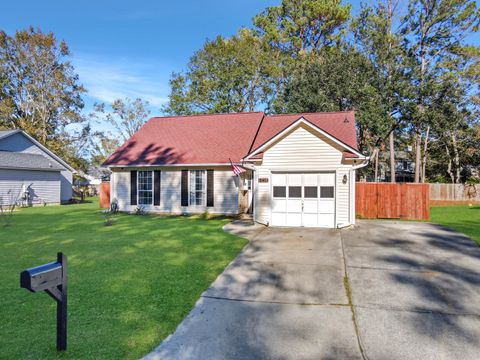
[287,173,302,186]
[303,173,318,186]
[272,174,287,186]
[303,199,318,212]
[272,199,287,212]
[303,213,318,227]
[318,214,335,228]
[271,213,286,226]
[286,213,302,227]
[319,173,335,186]
[288,199,302,212]
[319,200,335,214]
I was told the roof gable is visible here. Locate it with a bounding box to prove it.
[0,129,74,172]
[244,116,364,160]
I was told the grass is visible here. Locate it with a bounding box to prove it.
[430,205,480,245]
[0,199,248,359]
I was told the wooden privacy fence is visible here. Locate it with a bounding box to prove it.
[356,183,430,220]
[429,183,480,205]
[99,182,110,209]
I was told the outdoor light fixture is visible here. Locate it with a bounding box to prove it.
[342,174,348,184]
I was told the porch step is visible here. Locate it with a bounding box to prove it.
[237,213,253,221]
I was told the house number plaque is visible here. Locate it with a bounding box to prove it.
[258,177,269,183]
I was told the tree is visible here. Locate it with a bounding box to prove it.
[89,132,120,168]
[0,27,86,153]
[163,29,279,115]
[93,97,150,142]
[401,0,480,182]
[253,0,351,55]
[276,46,388,178]
[353,0,411,182]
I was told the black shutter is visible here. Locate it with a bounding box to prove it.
[207,169,214,207]
[181,170,188,206]
[130,170,137,206]
[154,170,161,206]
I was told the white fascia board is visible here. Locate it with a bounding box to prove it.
[244,117,366,160]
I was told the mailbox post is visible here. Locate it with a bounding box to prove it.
[20,252,67,351]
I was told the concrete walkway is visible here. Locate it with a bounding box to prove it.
[145,220,480,360]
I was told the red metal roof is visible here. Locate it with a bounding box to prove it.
[104,111,359,166]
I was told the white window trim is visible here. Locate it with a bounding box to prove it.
[189,170,207,207]
[137,170,153,206]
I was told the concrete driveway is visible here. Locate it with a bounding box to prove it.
[145,220,480,360]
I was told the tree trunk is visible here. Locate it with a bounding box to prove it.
[389,131,395,183]
[445,144,454,184]
[421,125,430,183]
[452,133,460,183]
[414,131,422,183]
[374,148,379,182]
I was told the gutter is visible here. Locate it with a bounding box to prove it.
[351,157,370,170]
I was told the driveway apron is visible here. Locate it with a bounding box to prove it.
[145,221,362,360]
[145,220,480,360]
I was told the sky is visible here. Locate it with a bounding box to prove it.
[2,0,297,116]
[1,0,478,127]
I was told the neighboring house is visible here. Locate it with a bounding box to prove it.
[0,129,74,206]
[104,111,368,228]
[377,150,415,183]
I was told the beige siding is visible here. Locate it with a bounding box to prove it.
[261,125,344,171]
[111,167,239,214]
[254,167,271,225]
[254,124,354,227]
[335,168,351,226]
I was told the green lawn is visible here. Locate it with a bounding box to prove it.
[430,205,480,245]
[0,199,247,359]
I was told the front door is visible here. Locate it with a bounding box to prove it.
[271,173,335,228]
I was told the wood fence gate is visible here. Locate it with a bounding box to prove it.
[99,182,110,209]
[356,183,430,220]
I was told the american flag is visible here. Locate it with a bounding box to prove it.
[229,158,246,176]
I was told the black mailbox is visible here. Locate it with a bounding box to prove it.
[20,252,67,351]
[21,261,63,292]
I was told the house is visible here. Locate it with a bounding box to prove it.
[103,111,368,228]
[377,150,415,183]
[0,129,74,206]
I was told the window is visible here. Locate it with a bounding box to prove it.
[273,186,286,198]
[288,186,302,198]
[138,171,153,205]
[190,170,206,205]
[320,186,334,198]
[304,186,318,198]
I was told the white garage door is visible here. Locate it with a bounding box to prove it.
[271,173,335,228]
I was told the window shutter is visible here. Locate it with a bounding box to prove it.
[207,169,214,207]
[130,170,137,206]
[154,170,161,206]
[181,170,188,206]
